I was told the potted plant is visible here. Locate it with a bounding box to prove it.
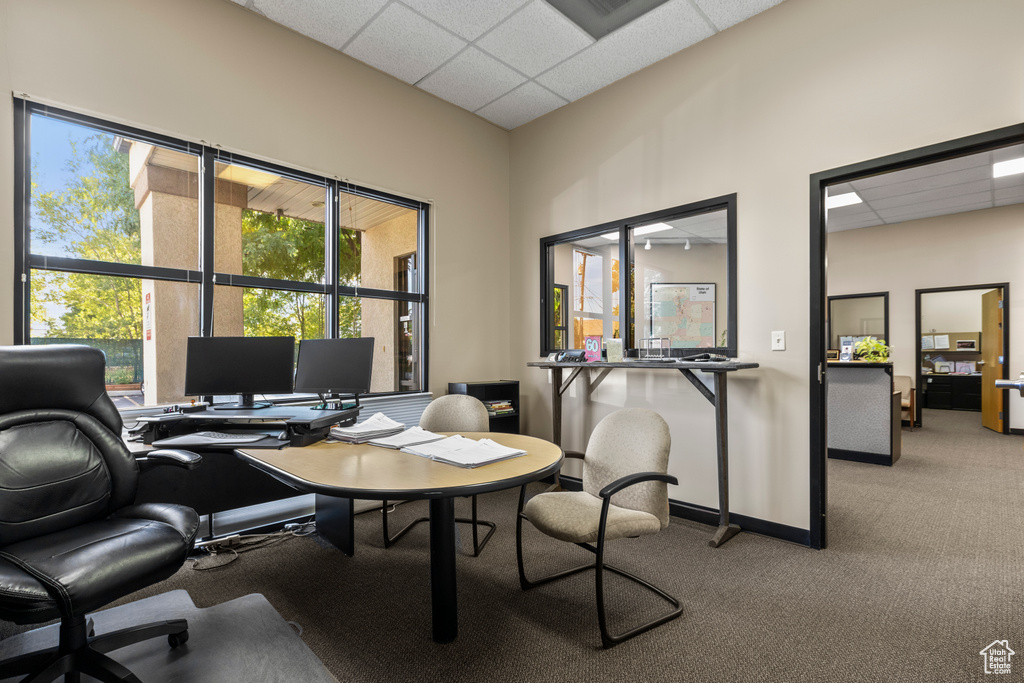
[854,336,889,362]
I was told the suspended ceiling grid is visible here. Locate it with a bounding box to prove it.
[226,0,787,130]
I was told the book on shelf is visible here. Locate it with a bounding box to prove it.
[400,435,526,468]
[483,399,515,416]
[329,412,405,443]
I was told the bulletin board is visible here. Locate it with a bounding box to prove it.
[649,283,716,348]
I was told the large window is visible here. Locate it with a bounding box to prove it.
[14,99,429,406]
[539,195,736,357]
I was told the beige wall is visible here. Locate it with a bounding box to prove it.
[0,0,511,398]
[829,203,1024,428]
[509,0,1024,529]
[920,289,986,334]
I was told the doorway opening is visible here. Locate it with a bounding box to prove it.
[916,285,1009,433]
[809,123,1024,549]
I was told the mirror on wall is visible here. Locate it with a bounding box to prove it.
[827,292,889,353]
[540,195,736,357]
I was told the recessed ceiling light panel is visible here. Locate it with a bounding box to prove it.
[825,191,863,210]
[994,157,1024,178]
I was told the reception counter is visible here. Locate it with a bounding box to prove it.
[827,362,901,466]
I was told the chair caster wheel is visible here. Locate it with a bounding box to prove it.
[168,630,189,648]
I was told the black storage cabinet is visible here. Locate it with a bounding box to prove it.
[448,380,520,434]
[924,374,982,411]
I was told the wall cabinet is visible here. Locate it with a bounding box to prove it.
[447,380,520,434]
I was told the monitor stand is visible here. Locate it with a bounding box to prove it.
[212,393,273,410]
[311,393,359,411]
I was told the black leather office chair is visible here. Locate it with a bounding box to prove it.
[0,345,202,683]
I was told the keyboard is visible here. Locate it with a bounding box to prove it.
[191,431,265,442]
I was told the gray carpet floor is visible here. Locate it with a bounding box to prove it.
[4,408,1022,682]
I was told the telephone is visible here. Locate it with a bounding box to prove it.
[686,353,729,362]
[556,349,588,362]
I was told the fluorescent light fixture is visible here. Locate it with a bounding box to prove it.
[603,222,673,241]
[635,222,673,236]
[825,192,863,210]
[644,239,651,250]
[994,157,1024,178]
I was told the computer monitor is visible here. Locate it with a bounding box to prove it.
[184,336,295,410]
[293,337,374,406]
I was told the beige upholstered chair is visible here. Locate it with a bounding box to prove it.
[516,408,682,648]
[894,375,915,430]
[381,394,496,555]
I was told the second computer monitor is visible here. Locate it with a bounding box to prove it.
[294,337,374,397]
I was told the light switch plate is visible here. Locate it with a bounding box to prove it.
[772,330,786,351]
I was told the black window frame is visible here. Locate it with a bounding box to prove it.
[539,194,738,357]
[827,291,889,352]
[13,97,429,397]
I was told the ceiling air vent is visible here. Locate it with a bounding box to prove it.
[547,0,672,40]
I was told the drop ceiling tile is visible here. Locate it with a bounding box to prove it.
[994,185,1024,201]
[693,0,785,31]
[865,179,993,210]
[851,153,989,191]
[401,0,530,41]
[992,144,1024,163]
[876,191,993,222]
[826,182,856,195]
[252,0,388,50]
[418,47,527,112]
[476,1,593,78]
[855,166,992,200]
[476,81,568,130]
[994,175,1024,189]
[344,3,466,84]
[536,0,713,102]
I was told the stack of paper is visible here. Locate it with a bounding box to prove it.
[330,412,405,443]
[368,426,446,449]
[401,435,526,468]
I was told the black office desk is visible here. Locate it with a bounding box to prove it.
[131,405,358,518]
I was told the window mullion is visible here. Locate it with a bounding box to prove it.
[199,147,216,336]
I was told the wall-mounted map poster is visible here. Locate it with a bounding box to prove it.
[650,283,716,348]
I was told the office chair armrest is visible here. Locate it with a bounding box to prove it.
[136,449,203,472]
[599,472,677,500]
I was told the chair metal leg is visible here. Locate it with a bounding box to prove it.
[383,496,495,555]
[516,484,684,648]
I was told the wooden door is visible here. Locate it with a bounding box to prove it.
[981,288,1004,432]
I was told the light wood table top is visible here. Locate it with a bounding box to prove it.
[236,432,563,500]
